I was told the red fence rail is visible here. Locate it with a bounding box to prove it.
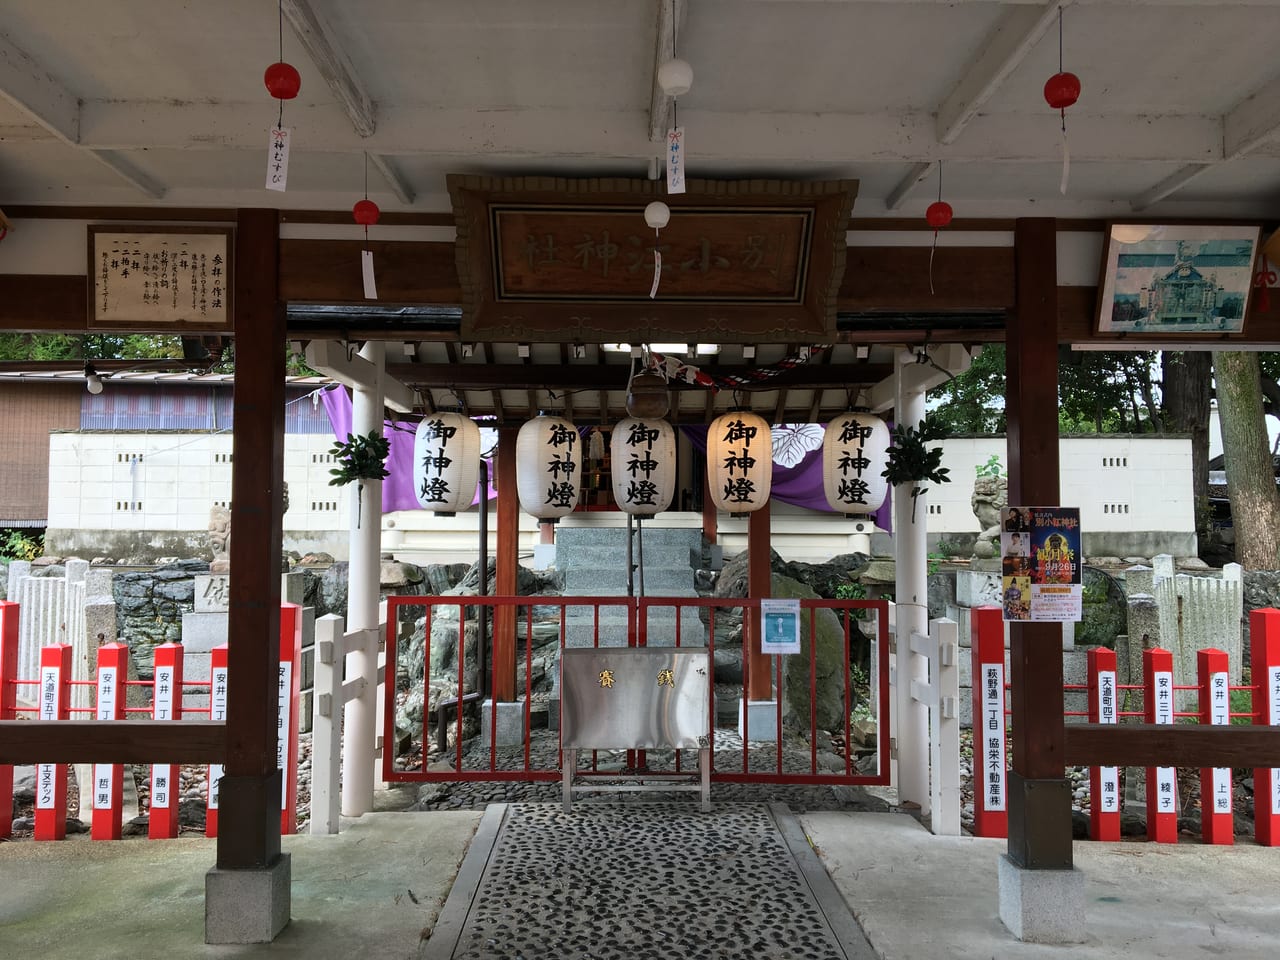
[971,604,1279,846]
[382,594,891,788]
[0,601,301,841]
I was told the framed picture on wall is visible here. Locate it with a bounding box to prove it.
[88,225,233,331]
[1095,223,1261,335]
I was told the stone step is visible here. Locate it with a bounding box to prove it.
[561,616,707,649]
[555,545,694,570]
[560,585,700,606]
[563,566,695,594]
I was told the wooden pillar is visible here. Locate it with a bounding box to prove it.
[1005,218,1071,870]
[493,427,518,701]
[701,470,717,546]
[747,499,772,701]
[218,208,284,870]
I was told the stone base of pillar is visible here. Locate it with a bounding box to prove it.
[997,854,1085,943]
[737,699,778,741]
[205,853,291,944]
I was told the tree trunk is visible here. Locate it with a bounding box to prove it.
[1161,351,1211,545]
[1213,351,1280,569]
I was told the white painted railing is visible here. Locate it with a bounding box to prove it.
[310,610,388,835]
[909,617,961,836]
[887,606,962,836]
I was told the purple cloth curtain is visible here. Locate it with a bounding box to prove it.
[682,424,893,532]
[320,385,494,513]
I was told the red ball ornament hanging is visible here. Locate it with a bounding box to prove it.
[264,62,301,100]
[925,201,953,229]
[353,198,381,226]
[1043,71,1080,111]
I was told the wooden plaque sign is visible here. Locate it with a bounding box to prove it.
[88,225,233,331]
[448,176,857,343]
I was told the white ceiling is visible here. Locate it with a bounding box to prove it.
[2,0,1280,218]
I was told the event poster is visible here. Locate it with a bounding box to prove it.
[1000,506,1082,622]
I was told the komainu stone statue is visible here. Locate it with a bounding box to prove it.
[209,504,231,573]
[970,474,1008,559]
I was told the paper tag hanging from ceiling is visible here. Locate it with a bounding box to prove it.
[362,250,377,300]
[666,126,686,194]
[413,413,481,515]
[822,412,890,516]
[611,417,676,516]
[265,127,291,193]
[516,415,581,521]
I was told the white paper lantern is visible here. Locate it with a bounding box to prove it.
[516,415,581,521]
[823,412,890,516]
[707,411,772,514]
[610,417,676,516]
[413,413,481,515]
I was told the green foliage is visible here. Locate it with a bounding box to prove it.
[0,529,43,561]
[929,345,1006,434]
[974,454,1005,479]
[328,431,391,486]
[832,581,866,601]
[0,333,182,361]
[1231,687,1252,726]
[883,418,951,522]
[929,346,1166,436]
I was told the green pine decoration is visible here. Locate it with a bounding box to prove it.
[881,418,951,522]
[328,430,390,526]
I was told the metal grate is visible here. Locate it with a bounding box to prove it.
[448,803,850,960]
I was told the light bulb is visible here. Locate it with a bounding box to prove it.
[86,374,103,395]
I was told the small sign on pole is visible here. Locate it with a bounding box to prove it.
[1198,648,1234,845]
[148,643,184,839]
[970,606,1007,838]
[206,644,229,838]
[35,644,72,841]
[760,598,800,655]
[92,643,129,841]
[1144,648,1178,844]
[1087,646,1121,841]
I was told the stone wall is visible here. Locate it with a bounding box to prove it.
[112,559,209,672]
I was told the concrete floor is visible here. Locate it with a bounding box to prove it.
[4,807,1280,959]
[803,812,1280,960]
[0,812,483,960]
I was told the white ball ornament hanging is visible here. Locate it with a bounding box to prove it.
[644,201,671,230]
[657,58,693,97]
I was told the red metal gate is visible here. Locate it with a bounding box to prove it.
[382,594,890,787]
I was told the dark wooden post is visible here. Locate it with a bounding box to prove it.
[747,499,773,701]
[701,470,717,546]
[218,208,284,870]
[493,427,518,700]
[1005,217,1071,869]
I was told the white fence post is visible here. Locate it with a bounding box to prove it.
[930,618,961,836]
[310,614,345,835]
[906,616,961,836]
[373,599,388,792]
[310,612,388,835]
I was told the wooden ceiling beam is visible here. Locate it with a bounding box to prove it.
[935,2,1063,145]
[385,362,894,391]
